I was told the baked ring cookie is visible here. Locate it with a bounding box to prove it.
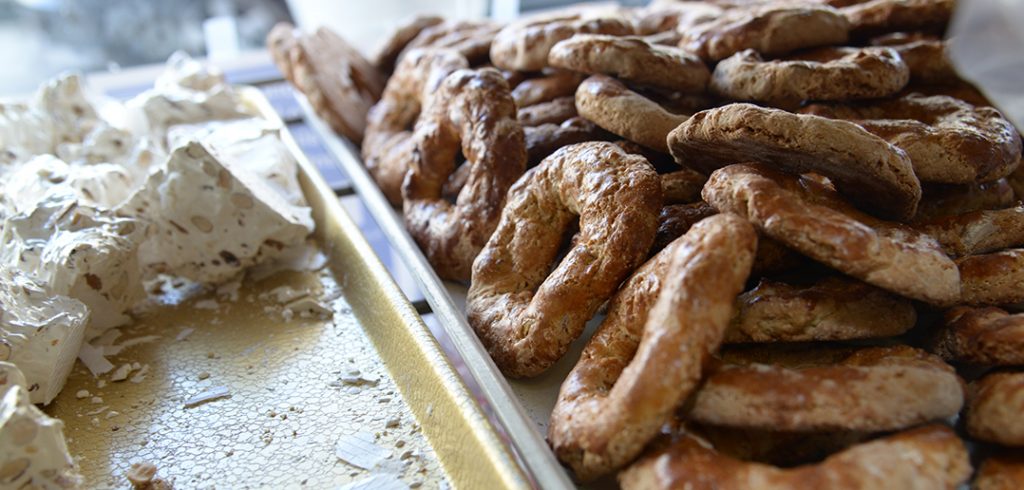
[710,47,909,104]
[804,94,1023,184]
[467,142,661,377]
[633,0,723,36]
[576,75,687,153]
[371,15,444,75]
[918,205,1024,257]
[913,178,1016,223]
[548,214,756,481]
[403,68,527,282]
[966,371,1024,447]
[672,103,921,220]
[957,249,1024,306]
[680,5,850,62]
[690,345,964,431]
[363,49,468,204]
[975,452,1024,490]
[516,96,576,127]
[726,276,916,343]
[523,117,607,165]
[871,32,956,85]
[267,23,384,144]
[842,0,956,38]
[511,69,583,108]
[619,424,971,490]
[400,20,500,66]
[703,164,959,304]
[934,307,1024,365]
[689,424,873,468]
[660,168,706,204]
[548,34,710,93]
[490,12,634,71]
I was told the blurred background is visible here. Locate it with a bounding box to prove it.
[0,0,648,96]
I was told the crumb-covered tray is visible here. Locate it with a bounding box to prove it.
[295,95,584,490]
[43,87,528,489]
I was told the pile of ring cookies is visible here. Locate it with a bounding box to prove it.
[268,0,1024,487]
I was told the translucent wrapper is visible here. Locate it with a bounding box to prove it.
[949,0,1024,130]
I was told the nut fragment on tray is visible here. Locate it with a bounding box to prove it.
[0,53,318,485]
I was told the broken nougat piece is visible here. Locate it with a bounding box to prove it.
[0,269,89,405]
[0,191,145,338]
[0,377,80,489]
[0,155,137,214]
[120,141,313,284]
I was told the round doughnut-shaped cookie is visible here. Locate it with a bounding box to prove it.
[402,68,527,282]
[957,249,1024,306]
[619,424,971,490]
[710,47,909,104]
[523,117,607,165]
[967,371,1024,447]
[467,142,661,378]
[690,345,964,431]
[918,205,1024,258]
[672,103,921,220]
[516,96,576,127]
[842,0,955,38]
[660,168,706,204]
[871,32,956,85]
[400,20,500,66]
[727,276,916,343]
[371,15,444,75]
[633,0,723,36]
[548,34,710,93]
[511,69,583,108]
[935,306,1024,365]
[363,49,468,205]
[490,12,634,71]
[703,163,959,304]
[976,453,1024,490]
[548,214,757,481]
[913,178,1016,223]
[267,23,384,144]
[576,75,687,153]
[804,94,1023,185]
[680,5,850,62]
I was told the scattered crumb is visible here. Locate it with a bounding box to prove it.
[111,364,133,382]
[334,432,391,470]
[130,365,150,383]
[106,410,121,419]
[175,328,195,341]
[97,379,107,389]
[125,461,158,488]
[194,298,219,310]
[76,389,90,399]
[91,397,103,404]
[385,418,400,429]
[197,371,210,380]
[183,386,231,408]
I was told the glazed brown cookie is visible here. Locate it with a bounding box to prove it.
[549,214,756,481]
[619,425,970,490]
[548,34,710,93]
[400,20,500,66]
[975,452,1024,490]
[516,96,577,127]
[680,4,850,62]
[690,345,964,432]
[363,49,468,204]
[467,142,661,378]
[689,424,874,468]
[842,0,955,38]
[918,205,1024,258]
[711,47,909,104]
[371,15,444,75]
[935,306,1024,365]
[403,68,526,282]
[660,168,706,204]
[726,276,916,343]
[703,164,958,304]
[804,94,1023,184]
[871,32,957,85]
[966,371,1024,447]
[957,249,1024,306]
[267,23,384,144]
[913,179,1016,223]
[671,103,921,220]
[633,0,723,35]
[490,12,634,71]
[523,117,607,165]
[511,69,584,108]
[577,75,688,153]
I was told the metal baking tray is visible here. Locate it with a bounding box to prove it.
[43,87,528,489]
[295,97,588,489]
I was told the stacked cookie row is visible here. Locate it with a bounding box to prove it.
[269,0,1024,487]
